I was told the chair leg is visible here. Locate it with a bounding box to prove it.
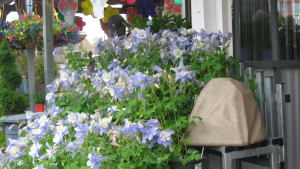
[236,159,242,169]
[223,153,233,169]
[270,145,279,169]
[202,152,209,169]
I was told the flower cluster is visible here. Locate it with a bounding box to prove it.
[3,14,79,48]
[0,26,238,168]
[0,21,11,41]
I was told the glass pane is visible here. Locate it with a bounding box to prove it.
[278,0,300,60]
[240,0,273,61]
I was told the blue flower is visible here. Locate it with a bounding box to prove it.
[46,104,63,118]
[130,72,150,91]
[74,122,89,144]
[108,59,120,69]
[29,143,42,163]
[151,65,164,73]
[87,149,107,169]
[157,129,175,148]
[38,142,57,161]
[65,142,84,159]
[95,38,103,52]
[98,116,113,135]
[172,65,197,84]
[45,92,58,103]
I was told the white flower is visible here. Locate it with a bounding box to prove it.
[159,37,167,44]
[38,115,48,127]
[53,134,62,143]
[99,116,113,128]
[29,143,42,158]
[32,129,42,135]
[102,73,111,82]
[10,146,20,158]
[180,28,188,35]
[124,40,132,49]
[178,36,187,42]
[46,92,53,100]
[172,49,184,59]
[25,111,34,120]
[60,71,68,81]
[160,130,172,141]
[136,29,147,39]
[67,113,77,124]
[56,125,67,134]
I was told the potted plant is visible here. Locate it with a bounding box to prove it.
[33,92,45,112]
[1,13,79,49]
[0,26,238,168]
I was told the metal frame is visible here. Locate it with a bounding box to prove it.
[200,66,286,169]
[203,144,279,169]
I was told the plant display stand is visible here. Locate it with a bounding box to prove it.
[169,160,202,169]
[0,112,47,145]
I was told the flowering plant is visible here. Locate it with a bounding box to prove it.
[2,14,79,48]
[0,21,11,41]
[0,26,239,168]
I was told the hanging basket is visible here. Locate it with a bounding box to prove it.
[26,39,43,48]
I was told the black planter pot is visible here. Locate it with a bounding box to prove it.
[169,160,202,169]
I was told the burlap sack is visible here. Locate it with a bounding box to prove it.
[186,78,267,146]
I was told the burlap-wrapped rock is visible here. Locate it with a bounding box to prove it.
[186,78,267,146]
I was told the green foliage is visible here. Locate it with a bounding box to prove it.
[16,51,28,76]
[0,39,29,116]
[65,48,92,73]
[33,92,45,104]
[190,46,239,84]
[0,131,6,148]
[129,13,191,33]
[35,54,45,85]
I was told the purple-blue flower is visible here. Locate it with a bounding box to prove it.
[74,122,89,144]
[87,149,107,169]
[157,129,175,148]
[130,72,150,91]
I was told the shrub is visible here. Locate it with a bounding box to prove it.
[0,39,29,116]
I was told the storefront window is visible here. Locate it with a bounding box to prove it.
[240,0,273,61]
[278,0,300,60]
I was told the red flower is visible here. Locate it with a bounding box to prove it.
[174,6,182,13]
[57,1,67,10]
[126,9,132,15]
[70,2,78,9]
[59,21,64,24]
[166,7,173,13]
[20,16,27,20]
[11,24,15,26]
[39,31,43,35]
[101,24,107,30]
[127,16,133,22]
[68,28,74,31]
[37,17,43,21]
[55,37,59,40]
[31,17,36,20]
[75,27,79,32]
[9,35,14,39]
[64,38,68,41]
[58,31,63,34]
[164,0,171,4]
